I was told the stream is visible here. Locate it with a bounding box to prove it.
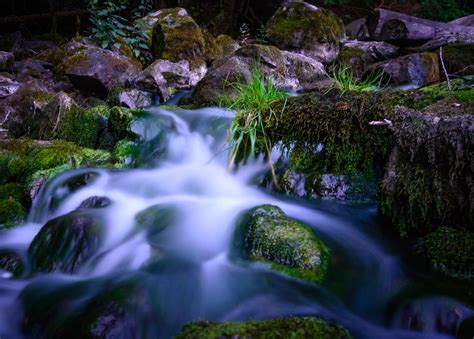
[0,104,472,338]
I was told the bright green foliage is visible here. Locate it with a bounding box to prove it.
[331,64,382,94]
[176,317,352,339]
[220,65,287,173]
[0,198,26,228]
[86,0,152,63]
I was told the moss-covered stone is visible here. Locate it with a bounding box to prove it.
[416,227,474,280]
[28,211,103,273]
[334,47,373,77]
[234,204,329,283]
[266,2,344,64]
[0,182,28,204]
[441,43,474,76]
[148,8,207,67]
[0,198,26,227]
[176,317,352,339]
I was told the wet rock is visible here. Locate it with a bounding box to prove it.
[144,8,209,66]
[63,42,142,98]
[0,74,20,98]
[390,297,470,336]
[79,196,112,209]
[0,51,14,72]
[29,211,103,273]
[14,59,55,90]
[345,18,369,40]
[266,1,345,64]
[368,52,440,86]
[118,89,153,109]
[176,317,352,339]
[416,227,474,280]
[135,204,177,244]
[135,59,206,101]
[0,249,24,277]
[234,204,330,283]
[215,34,241,59]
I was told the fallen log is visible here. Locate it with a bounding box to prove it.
[366,9,474,50]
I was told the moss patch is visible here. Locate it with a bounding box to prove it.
[0,198,26,227]
[416,227,474,280]
[176,317,352,339]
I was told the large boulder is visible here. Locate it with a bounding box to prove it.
[134,59,206,101]
[176,317,352,339]
[190,44,327,105]
[234,204,330,283]
[266,1,345,64]
[368,52,440,86]
[63,42,142,98]
[28,211,103,273]
[144,8,211,67]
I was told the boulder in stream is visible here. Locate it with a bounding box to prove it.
[234,204,329,283]
[176,317,352,338]
[28,211,103,273]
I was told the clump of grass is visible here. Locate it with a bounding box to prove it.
[331,64,383,94]
[220,64,287,183]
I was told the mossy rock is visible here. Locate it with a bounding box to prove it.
[113,139,139,167]
[334,47,373,77]
[441,44,474,76]
[234,204,330,283]
[148,8,208,67]
[175,317,352,339]
[266,1,344,64]
[416,227,474,280]
[0,198,26,227]
[28,211,103,273]
[135,204,178,242]
[0,182,28,205]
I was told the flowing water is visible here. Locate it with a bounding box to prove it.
[0,105,472,338]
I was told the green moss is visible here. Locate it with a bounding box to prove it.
[113,139,138,167]
[0,198,26,227]
[57,105,109,149]
[0,183,28,205]
[235,205,330,283]
[416,227,474,280]
[266,3,344,48]
[150,8,206,65]
[63,50,89,70]
[108,106,138,142]
[175,317,352,339]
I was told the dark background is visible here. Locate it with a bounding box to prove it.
[0,0,473,37]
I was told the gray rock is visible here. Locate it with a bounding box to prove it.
[64,42,142,98]
[266,1,345,64]
[79,196,112,209]
[368,52,440,86]
[0,75,20,98]
[135,59,206,101]
[118,89,153,109]
[343,40,400,60]
[0,51,14,72]
[282,51,331,91]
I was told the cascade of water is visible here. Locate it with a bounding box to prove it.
[0,106,470,339]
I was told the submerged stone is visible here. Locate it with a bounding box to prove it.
[176,317,352,339]
[28,211,103,273]
[234,204,329,283]
[0,249,24,277]
[78,196,112,209]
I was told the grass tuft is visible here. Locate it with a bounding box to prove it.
[331,65,383,94]
[220,64,287,183]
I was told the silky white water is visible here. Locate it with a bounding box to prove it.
[0,106,471,338]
